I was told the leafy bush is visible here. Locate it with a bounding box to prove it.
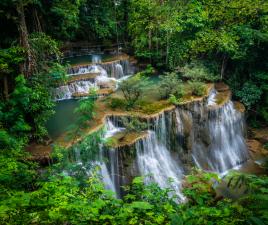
[188,81,207,96]
[236,82,262,109]
[109,98,127,109]
[140,64,155,76]
[168,94,182,105]
[180,62,219,82]
[159,72,184,99]
[121,117,147,133]
[118,75,149,109]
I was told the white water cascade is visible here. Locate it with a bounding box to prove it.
[68,89,248,199]
[136,131,185,200]
[192,100,248,173]
[52,81,97,101]
[53,56,134,101]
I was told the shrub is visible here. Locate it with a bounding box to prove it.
[159,72,183,99]
[140,64,155,76]
[188,81,206,96]
[174,84,185,99]
[180,62,219,82]
[168,94,181,105]
[109,98,126,109]
[121,117,147,133]
[236,82,262,109]
[118,75,149,109]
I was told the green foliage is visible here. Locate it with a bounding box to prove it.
[77,0,117,40]
[121,117,147,133]
[29,32,62,72]
[168,94,182,105]
[0,46,24,75]
[236,82,262,109]
[1,75,32,140]
[27,75,55,140]
[0,74,55,142]
[180,62,219,82]
[140,64,155,77]
[188,81,207,96]
[48,0,81,40]
[159,72,184,99]
[109,97,127,109]
[119,75,149,109]
[67,91,97,143]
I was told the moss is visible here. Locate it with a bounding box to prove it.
[215,91,231,106]
[234,101,245,113]
[67,73,98,83]
[104,131,148,148]
[137,100,172,114]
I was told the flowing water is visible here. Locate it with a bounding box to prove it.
[64,88,248,199]
[191,101,248,173]
[53,55,135,101]
[136,131,185,200]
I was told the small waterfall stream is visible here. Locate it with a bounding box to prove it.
[136,131,185,200]
[53,56,134,101]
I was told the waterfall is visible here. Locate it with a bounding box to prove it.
[98,148,118,195]
[55,58,134,101]
[52,81,96,101]
[65,88,248,198]
[136,131,185,200]
[67,59,133,78]
[115,63,124,79]
[207,89,218,106]
[98,119,125,197]
[101,60,133,78]
[192,101,248,173]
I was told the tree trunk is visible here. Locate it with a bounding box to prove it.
[33,7,42,32]
[220,55,227,80]
[16,2,34,77]
[148,29,152,63]
[166,33,169,66]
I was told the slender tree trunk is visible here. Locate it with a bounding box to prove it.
[16,2,34,77]
[33,7,42,32]
[166,33,169,66]
[148,29,152,63]
[3,75,9,100]
[220,55,227,80]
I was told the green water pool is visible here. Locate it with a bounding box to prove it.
[46,99,79,139]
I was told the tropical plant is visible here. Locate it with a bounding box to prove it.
[119,75,149,109]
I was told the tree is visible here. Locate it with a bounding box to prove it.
[0,47,24,100]
[118,75,149,109]
[159,72,184,99]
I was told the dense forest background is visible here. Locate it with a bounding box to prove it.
[0,0,268,224]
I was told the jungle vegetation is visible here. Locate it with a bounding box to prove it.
[0,0,268,224]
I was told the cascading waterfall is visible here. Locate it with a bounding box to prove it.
[136,131,185,200]
[98,119,125,197]
[191,100,248,173]
[68,89,248,199]
[67,59,133,78]
[52,81,96,100]
[54,56,134,101]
